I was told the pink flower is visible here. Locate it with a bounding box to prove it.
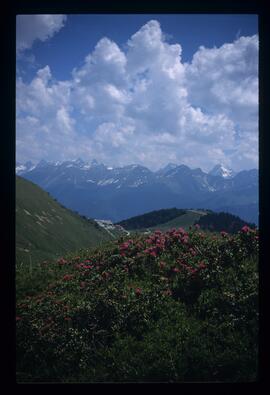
[178,227,186,235]
[199,261,206,269]
[135,287,142,296]
[220,231,228,237]
[62,274,74,281]
[57,257,68,265]
[82,265,93,269]
[120,242,128,250]
[189,248,196,256]
[172,267,181,273]
[182,235,189,244]
[241,225,251,233]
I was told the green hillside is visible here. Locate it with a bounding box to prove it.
[116,207,187,230]
[16,176,112,265]
[148,210,207,232]
[117,208,208,233]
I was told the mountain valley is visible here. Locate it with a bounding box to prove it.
[16,159,258,225]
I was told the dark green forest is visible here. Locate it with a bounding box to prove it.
[197,211,256,234]
[116,208,186,230]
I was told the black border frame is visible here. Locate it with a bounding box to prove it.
[2,0,269,389]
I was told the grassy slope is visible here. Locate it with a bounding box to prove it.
[129,210,206,233]
[116,208,186,230]
[149,210,205,231]
[16,176,112,265]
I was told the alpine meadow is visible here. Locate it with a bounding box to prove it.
[16,14,259,383]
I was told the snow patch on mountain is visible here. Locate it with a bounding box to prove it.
[98,178,119,186]
[16,165,27,174]
[209,164,235,178]
[129,179,145,188]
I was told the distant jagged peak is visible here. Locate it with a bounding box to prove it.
[156,162,179,176]
[209,164,235,179]
[91,159,99,166]
[162,163,178,171]
[73,158,85,166]
[36,159,49,168]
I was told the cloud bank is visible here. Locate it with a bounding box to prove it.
[16,15,67,53]
[16,19,258,172]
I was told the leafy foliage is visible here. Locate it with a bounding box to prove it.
[16,224,258,382]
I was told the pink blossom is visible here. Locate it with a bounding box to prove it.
[182,235,189,244]
[135,287,142,296]
[198,261,206,269]
[62,274,74,281]
[220,231,228,237]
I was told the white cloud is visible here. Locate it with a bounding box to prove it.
[16,20,258,172]
[16,65,71,117]
[73,37,127,86]
[56,107,75,133]
[16,14,67,53]
[185,35,258,129]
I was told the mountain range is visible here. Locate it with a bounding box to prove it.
[16,159,258,224]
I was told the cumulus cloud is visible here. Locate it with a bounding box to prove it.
[16,14,67,53]
[185,35,258,129]
[16,20,258,172]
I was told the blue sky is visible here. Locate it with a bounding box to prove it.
[16,14,258,172]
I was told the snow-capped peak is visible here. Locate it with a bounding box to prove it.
[16,161,36,174]
[163,163,178,171]
[91,159,99,166]
[209,164,235,179]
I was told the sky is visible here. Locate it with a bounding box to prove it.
[16,14,258,172]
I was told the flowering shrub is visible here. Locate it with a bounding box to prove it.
[16,225,258,382]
